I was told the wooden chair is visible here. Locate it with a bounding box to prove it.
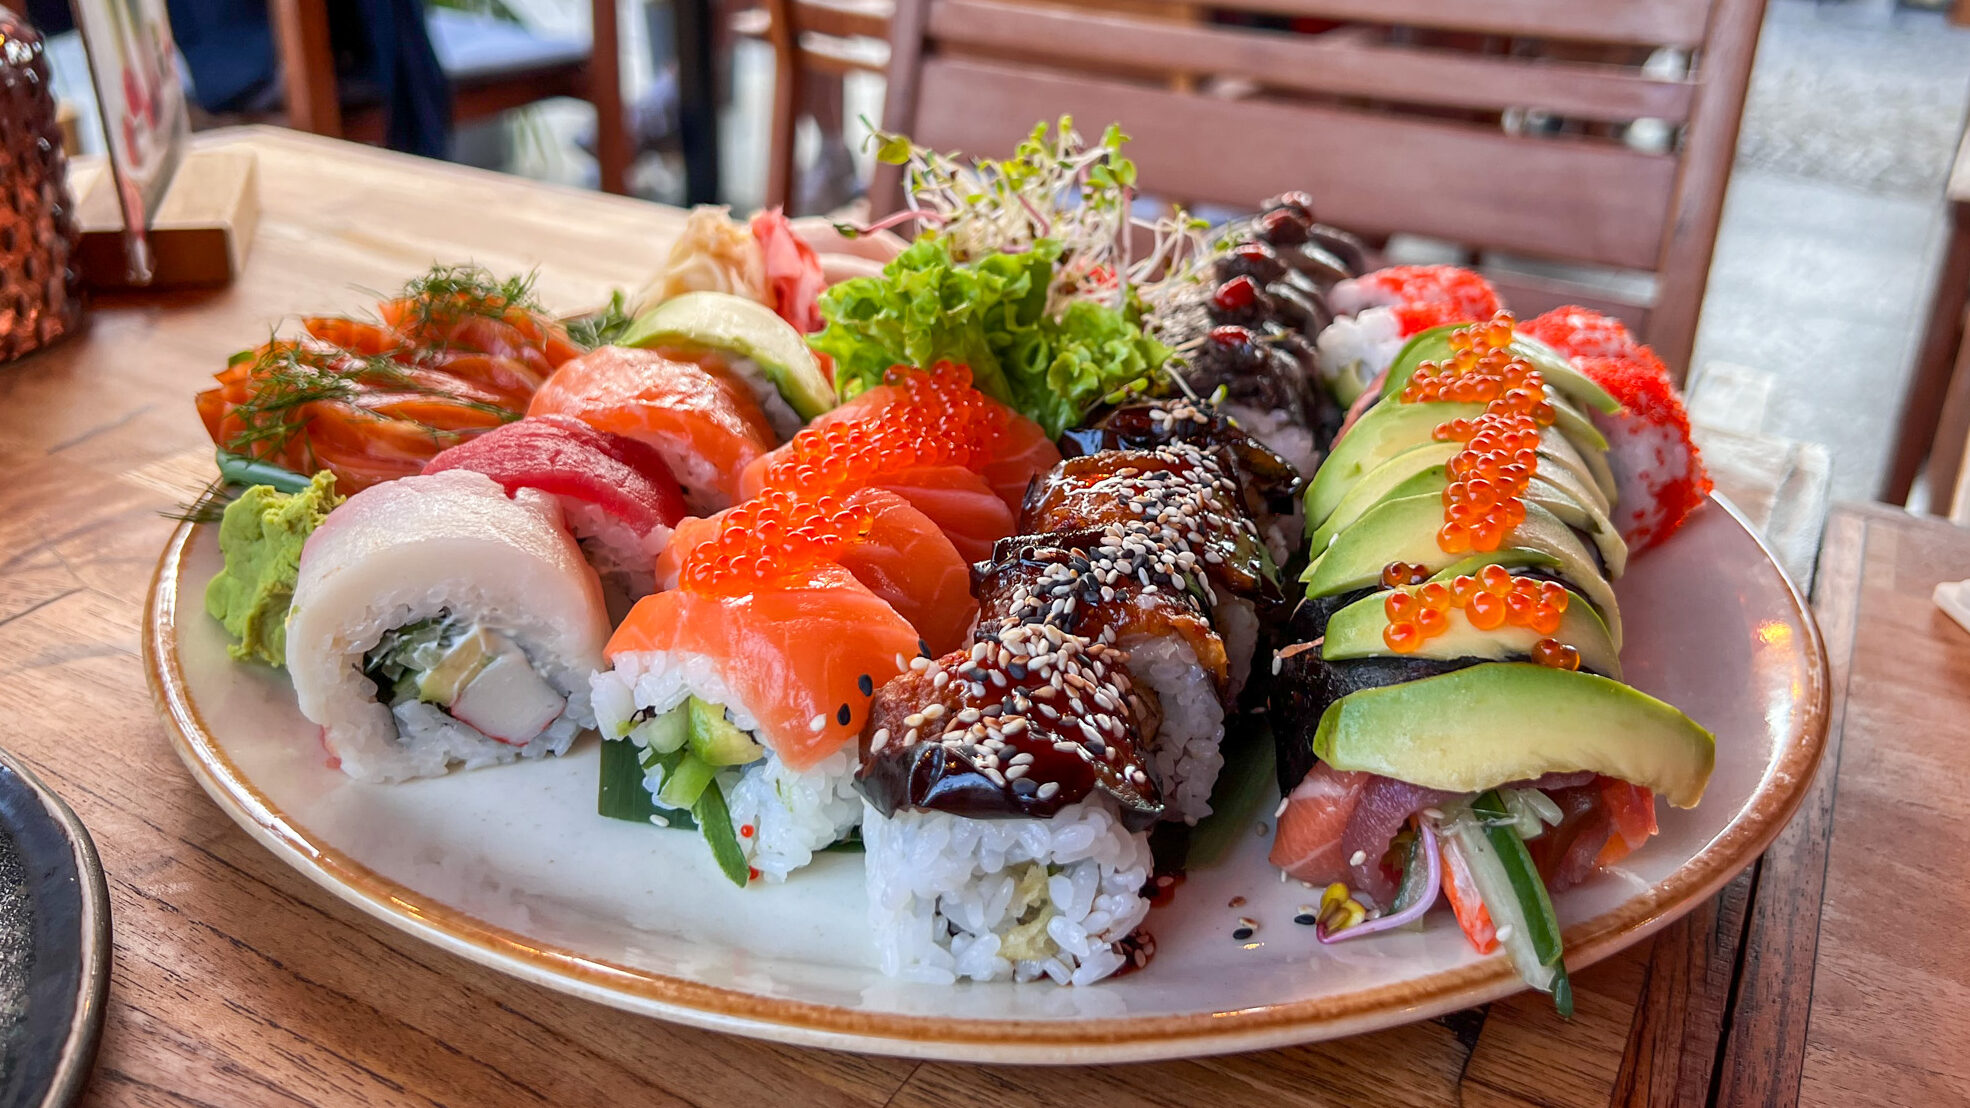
[874,0,1770,381]
[733,0,893,210]
[269,0,631,195]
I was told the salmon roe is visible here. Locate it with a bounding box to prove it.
[757,362,1008,494]
[1380,561,1432,587]
[1380,565,1570,652]
[1530,638,1582,670]
[1398,313,1557,555]
[677,488,874,594]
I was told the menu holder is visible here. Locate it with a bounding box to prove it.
[70,148,259,290]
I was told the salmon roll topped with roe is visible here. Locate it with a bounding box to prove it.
[590,489,922,884]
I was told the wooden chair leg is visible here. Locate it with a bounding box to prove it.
[1883,203,1970,504]
[764,0,800,211]
[1923,310,1970,516]
[269,0,342,137]
[590,0,631,194]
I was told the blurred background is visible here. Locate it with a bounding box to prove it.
[22,0,1970,514]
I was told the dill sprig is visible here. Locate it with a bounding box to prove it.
[396,264,544,340]
[220,341,519,461]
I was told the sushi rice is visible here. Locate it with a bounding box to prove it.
[1122,635,1225,826]
[862,798,1153,986]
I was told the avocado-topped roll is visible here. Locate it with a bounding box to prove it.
[1272,312,1714,1017]
[286,470,611,782]
[856,620,1160,986]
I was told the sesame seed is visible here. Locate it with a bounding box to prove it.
[1494,924,1516,943]
[1349,851,1367,867]
[857,674,874,696]
[922,704,945,720]
[870,728,890,752]
[904,713,925,728]
[1274,798,1290,818]
[1294,909,1318,926]
[1006,764,1029,780]
[1036,781,1060,800]
[809,714,827,732]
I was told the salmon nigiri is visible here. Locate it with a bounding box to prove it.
[657,488,975,657]
[529,345,778,513]
[791,362,1059,511]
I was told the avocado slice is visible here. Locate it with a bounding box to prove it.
[416,626,499,705]
[1312,663,1714,808]
[1310,398,1610,527]
[1380,325,1620,414]
[1322,584,1622,680]
[620,291,836,421]
[1300,494,1622,648]
[1306,444,1625,575]
[687,696,765,766]
[1306,400,1483,525]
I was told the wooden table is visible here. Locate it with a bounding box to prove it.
[1,126,1957,1107]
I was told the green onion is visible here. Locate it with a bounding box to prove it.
[692,779,750,887]
[215,450,312,494]
[597,738,697,828]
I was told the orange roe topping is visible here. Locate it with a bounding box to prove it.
[1380,561,1432,587]
[1380,569,1570,653]
[1530,638,1582,670]
[677,488,874,595]
[756,362,1009,495]
[1398,313,1557,555]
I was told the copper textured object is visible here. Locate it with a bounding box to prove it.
[0,6,80,363]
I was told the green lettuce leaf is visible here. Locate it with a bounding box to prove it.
[810,236,1167,437]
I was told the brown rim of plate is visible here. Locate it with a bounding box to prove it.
[144,494,1832,1060]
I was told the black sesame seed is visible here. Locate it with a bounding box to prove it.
[1294,912,1319,926]
[1231,926,1255,941]
[857,673,874,696]
[918,639,931,658]
[836,704,852,726]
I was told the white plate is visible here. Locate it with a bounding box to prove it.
[144,495,1829,1062]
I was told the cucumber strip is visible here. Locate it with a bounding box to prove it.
[215,450,312,493]
[657,751,717,810]
[1444,792,1574,1017]
[630,705,690,754]
[596,738,697,827]
[692,779,751,887]
[1186,716,1278,868]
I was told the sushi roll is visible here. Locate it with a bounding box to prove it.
[423,414,688,611]
[856,620,1161,985]
[1269,313,1713,1014]
[285,470,611,782]
[590,490,923,883]
[973,534,1229,824]
[1060,398,1304,567]
[1020,444,1283,642]
[528,345,780,513]
[1317,266,1503,407]
[1519,306,1713,551]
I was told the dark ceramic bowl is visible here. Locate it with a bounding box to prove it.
[0,750,109,1107]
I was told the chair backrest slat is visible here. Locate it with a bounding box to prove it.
[787,0,893,42]
[1187,0,1715,46]
[913,56,1679,269]
[928,0,1698,123]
